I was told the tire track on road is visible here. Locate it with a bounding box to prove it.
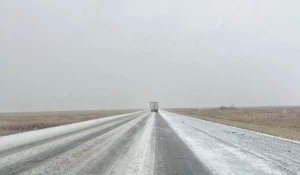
[0,113,145,175]
[154,113,211,175]
[84,114,152,175]
[183,122,297,175]
[0,112,144,158]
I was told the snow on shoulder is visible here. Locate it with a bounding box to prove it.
[159,110,300,175]
[0,111,143,152]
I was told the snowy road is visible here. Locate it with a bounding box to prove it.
[0,111,299,175]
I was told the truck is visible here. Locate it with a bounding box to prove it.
[150,102,159,113]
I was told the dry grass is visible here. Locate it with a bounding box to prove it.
[0,109,139,136]
[167,107,300,141]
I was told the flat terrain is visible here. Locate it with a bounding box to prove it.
[0,111,299,175]
[0,109,138,136]
[0,111,212,175]
[167,106,300,141]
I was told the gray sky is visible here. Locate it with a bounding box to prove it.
[1,0,300,112]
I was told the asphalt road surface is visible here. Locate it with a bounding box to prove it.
[0,112,211,175]
[0,111,299,175]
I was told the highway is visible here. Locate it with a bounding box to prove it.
[0,111,299,175]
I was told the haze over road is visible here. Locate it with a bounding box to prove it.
[0,111,299,175]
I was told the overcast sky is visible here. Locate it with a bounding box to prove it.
[1,0,300,112]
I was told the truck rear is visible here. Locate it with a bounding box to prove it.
[150,102,159,113]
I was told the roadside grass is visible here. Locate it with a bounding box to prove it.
[0,109,138,136]
[167,107,300,141]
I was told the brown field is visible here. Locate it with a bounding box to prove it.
[0,109,139,136]
[167,106,300,141]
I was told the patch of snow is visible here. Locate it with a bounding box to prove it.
[0,116,132,168]
[124,113,155,175]
[0,111,145,151]
[22,113,149,175]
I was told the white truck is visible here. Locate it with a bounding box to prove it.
[150,102,159,113]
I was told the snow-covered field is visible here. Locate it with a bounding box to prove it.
[160,110,300,175]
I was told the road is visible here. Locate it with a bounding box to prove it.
[0,111,299,175]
